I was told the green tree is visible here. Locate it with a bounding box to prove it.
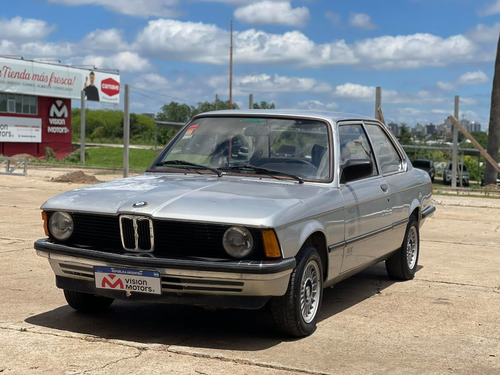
[253,101,275,109]
[397,123,413,145]
[157,102,193,123]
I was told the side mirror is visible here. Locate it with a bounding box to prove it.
[341,159,373,183]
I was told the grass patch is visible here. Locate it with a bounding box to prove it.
[85,147,159,169]
[31,147,160,170]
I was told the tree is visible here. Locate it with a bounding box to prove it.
[397,123,413,145]
[484,32,500,185]
[253,101,275,109]
[157,102,193,123]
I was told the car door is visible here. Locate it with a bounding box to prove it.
[338,123,393,273]
[364,122,408,251]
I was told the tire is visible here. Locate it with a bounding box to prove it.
[270,246,323,337]
[386,216,419,280]
[64,290,114,313]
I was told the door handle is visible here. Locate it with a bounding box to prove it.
[380,184,389,192]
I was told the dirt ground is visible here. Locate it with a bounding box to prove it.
[0,166,499,375]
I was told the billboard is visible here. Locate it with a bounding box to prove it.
[0,116,41,143]
[0,57,120,104]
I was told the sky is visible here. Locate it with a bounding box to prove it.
[1,0,500,129]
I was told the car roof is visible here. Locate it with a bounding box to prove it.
[194,109,377,124]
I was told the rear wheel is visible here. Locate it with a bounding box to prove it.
[386,216,419,280]
[270,246,323,337]
[64,290,114,312]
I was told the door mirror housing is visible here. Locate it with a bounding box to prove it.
[341,159,373,183]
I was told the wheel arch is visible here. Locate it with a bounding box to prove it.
[301,231,328,282]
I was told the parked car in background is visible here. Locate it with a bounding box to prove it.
[35,110,435,337]
[443,162,470,186]
[412,159,435,182]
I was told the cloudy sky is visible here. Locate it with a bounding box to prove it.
[2,0,500,128]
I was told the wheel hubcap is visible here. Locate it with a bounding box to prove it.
[406,226,418,269]
[300,260,320,324]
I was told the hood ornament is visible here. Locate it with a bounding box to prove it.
[133,201,148,208]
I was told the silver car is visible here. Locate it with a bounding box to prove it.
[35,110,435,337]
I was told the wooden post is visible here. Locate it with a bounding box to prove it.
[448,115,500,174]
[80,90,86,164]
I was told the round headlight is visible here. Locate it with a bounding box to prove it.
[48,212,74,241]
[222,226,254,259]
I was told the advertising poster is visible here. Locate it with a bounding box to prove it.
[0,116,41,143]
[0,57,120,104]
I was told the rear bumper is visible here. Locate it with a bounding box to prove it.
[35,239,295,307]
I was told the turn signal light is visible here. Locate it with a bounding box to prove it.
[261,229,281,258]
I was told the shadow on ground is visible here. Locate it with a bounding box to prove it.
[26,262,410,350]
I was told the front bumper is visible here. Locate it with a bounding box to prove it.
[35,239,295,308]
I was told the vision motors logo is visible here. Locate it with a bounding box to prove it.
[48,99,70,134]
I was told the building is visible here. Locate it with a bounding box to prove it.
[0,57,120,160]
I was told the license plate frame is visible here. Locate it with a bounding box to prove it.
[94,266,161,295]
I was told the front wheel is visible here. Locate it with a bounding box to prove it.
[270,246,323,337]
[64,290,114,313]
[386,216,419,280]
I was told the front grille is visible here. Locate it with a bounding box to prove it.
[120,215,154,252]
[52,213,265,260]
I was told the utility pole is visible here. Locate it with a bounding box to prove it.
[80,90,86,164]
[229,20,233,109]
[375,87,382,120]
[452,96,459,188]
[123,84,130,178]
[249,93,253,109]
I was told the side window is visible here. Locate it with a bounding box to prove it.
[365,124,404,174]
[339,124,377,176]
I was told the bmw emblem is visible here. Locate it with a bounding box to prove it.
[133,201,148,208]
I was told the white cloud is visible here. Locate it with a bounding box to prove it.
[297,100,339,111]
[478,0,500,16]
[333,83,376,101]
[438,70,489,91]
[135,19,228,64]
[48,0,180,17]
[236,73,332,93]
[234,1,310,27]
[466,23,500,43]
[0,17,55,41]
[81,29,129,52]
[82,51,151,72]
[349,12,377,30]
[354,33,477,69]
[457,70,489,85]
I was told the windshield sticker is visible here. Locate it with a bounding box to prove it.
[183,124,199,139]
[244,118,266,122]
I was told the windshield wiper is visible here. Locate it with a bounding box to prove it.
[220,165,304,184]
[155,160,223,177]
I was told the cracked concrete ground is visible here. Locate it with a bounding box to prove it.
[0,166,499,374]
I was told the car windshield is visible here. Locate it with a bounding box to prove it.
[152,116,331,181]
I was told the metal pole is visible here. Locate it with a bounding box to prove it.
[452,96,459,188]
[123,84,130,178]
[215,94,219,110]
[375,87,382,120]
[80,90,86,164]
[229,20,233,109]
[249,93,253,109]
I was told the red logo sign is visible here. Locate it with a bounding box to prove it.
[101,78,120,97]
[101,274,124,289]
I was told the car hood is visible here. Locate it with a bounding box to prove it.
[41,173,337,227]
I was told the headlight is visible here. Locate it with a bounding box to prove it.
[48,212,74,241]
[222,226,254,259]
